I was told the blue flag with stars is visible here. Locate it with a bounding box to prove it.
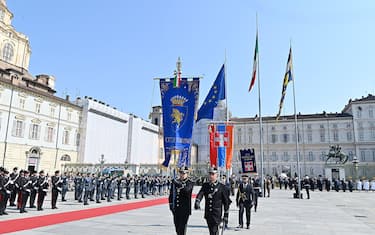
[196,64,226,121]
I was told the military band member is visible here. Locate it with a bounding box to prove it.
[51,170,62,209]
[194,167,230,235]
[106,175,113,202]
[169,167,194,235]
[61,172,68,201]
[29,171,38,208]
[117,175,123,200]
[36,170,49,211]
[236,175,254,229]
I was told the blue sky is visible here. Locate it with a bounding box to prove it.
[8,0,375,120]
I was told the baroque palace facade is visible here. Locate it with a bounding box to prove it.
[193,95,375,179]
[0,1,161,175]
[0,0,80,173]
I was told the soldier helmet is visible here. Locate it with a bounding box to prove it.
[13,167,18,171]
[242,174,249,178]
[55,170,60,174]
[178,166,189,174]
[208,167,218,174]
[39,170,44,174]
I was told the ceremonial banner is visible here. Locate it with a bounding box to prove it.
[209,123,234,169]
[160,77,200,167]
[240,149,257,173]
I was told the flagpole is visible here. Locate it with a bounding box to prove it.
[255,14,265,196]
[290,43,301,198]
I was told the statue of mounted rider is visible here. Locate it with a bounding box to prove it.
[325,145,348,164]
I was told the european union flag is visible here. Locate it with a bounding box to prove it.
[196,64,226,121]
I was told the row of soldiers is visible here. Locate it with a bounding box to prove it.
[1,166,175,215]
[70,173,173,205]
[0,167,62,215]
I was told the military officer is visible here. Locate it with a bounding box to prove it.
[51,170,62,209]
[133,175,140,199]
[236,175,255,229]
[194,167,230,235]
[36,170,49,211]
[19,170,32,213]
[61,172,68,202]
[83,173,92,205]
[125,174,131,200]
[169,167,194,235]
[303,176,311,199]
[95,175,103,203]
[0,168,10,215]
[252,174,261,212]
[9,167,19,207]
[29,171,38,208]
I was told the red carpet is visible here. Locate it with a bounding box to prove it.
[0,197,169,234]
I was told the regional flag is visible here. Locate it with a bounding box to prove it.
[248,32,258,92]
[276,47,294,120]
[209,123,233,169]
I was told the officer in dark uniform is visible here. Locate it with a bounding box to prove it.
[317,176,323,191]
[169,167,194,235]
[133,175,139,199]
[252,174,261,212]
[125,174,131,200]
[194,167,230,235]
[9,167,19,207]
[36,170,49,211]
[95,175,103,203]
[61,172,68,201]
[303,176,311,199]
[19,170,32,213]
[29,171,38,208]
[74,173,83,202]
[236,174,255,229]
[0,168,10,215]
[348,178,354,192]
[51,170,62,209]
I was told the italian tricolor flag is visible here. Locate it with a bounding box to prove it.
[173,70,181,88]
[249,32,258,92]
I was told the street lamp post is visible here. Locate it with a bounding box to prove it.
[352,156,359,181]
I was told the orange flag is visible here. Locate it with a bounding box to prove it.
[225,124,234,170]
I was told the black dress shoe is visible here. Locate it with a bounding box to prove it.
[84,203,89,205]
[52,207,58,209]
[30,205,36,208]
[96,201,101,203]
[247,225,250,229]
[9,204,16,207]
[62,199,67,202]
[3,212,8,215]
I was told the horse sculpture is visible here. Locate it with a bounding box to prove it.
[325,145,348,164]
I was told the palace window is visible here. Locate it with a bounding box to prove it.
[67,112,72,121]
[358,130,364,141]
[360,151,366,162]
[333,130,339,142]
[320,131,325,142]
[347,131,352,141]
[19,98,25,109]
[45,126,55,142]
[12,120,24,137]
[308,151,315,161]
[50,107,55,117]
[62,129,70,145]
[307,132,313,143]
[2,43,14,62]
[369,109,374,118]
[320,152,326,161]
[271,134,277,144]
[29,124,40,140]
[282,134,289,143]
